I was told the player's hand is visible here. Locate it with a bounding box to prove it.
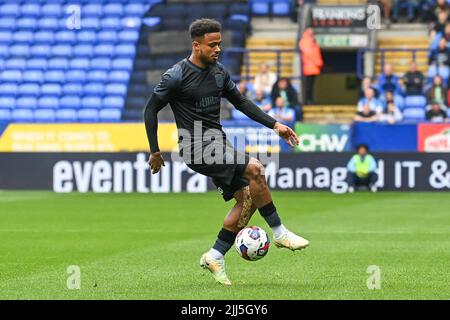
[148,152,165,174]
[273,122,299,147]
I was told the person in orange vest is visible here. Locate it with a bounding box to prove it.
[299,28,323,105]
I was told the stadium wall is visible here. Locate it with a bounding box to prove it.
[1,152,449,192]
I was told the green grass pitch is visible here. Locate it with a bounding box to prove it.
[0,191,449,300]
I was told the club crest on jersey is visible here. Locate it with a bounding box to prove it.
[214,74,224,88]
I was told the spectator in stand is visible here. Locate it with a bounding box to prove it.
[419,0,437,22]
[253,63,277,97]
[427,75,447,105]
[429,38,450,68]
[299,27,323,105]
[431,0,450,20]
[377,63,403,96]
[358,76,379,99]
[430,10,449,40]
[379,101,403,124]
[380,91,404,111]
[268,97,295,125]
[253,89,272,112]
[402,61,424,95]
[426,100,448,122]
[271,77,301,120]
[392,0,416,23]
[358,87,384,114]
[237,80,251,98]
[354,104,379,123]
[346,144,379,193]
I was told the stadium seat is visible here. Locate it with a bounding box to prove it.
[273,0,292,16]
[13,31,34,43]
[0,97,15,109]
[9,45,30,57]
[41,84,62,96]
[84,83,105,96]
[34,109,56,122]
[60,96,81,109]
[0,45,9,57]
[56,109,77,122]
[31,45,52,57]
[118,30,140,42]
[6,59,27,70]
[70,58,90,70]
[38,17,59,29]
[87,70,108,82]
[34,31,55,44]
[103,96,125,109]
[82,18,101,29]
[20,3,41,17]
[38,96,59,109]
[27,59,48,70]
[0,3,20,17]
[230,3,251,15]
[17,17,38,29]
[12,109,34,123]
[0,83,18,97]
[109,71,130,83]
[101,17,121,29]
[52,45,73,57]
[63,83,84,96]
[83,4,104,17]
[403,107,426,121]
[251,0,271,16]
[23,70,44,83]
[99,108,122,122]
[2,70,23,82]
[97,31,118,43]
[16,97,38,109]
[19,83,40,96]
[0,31,12,43]
[94,44,116,57]
[48,58,69,70]
[0,109,11,121]
[112,58,133,70]
[90,58,112,70]
[55,31,76,43]
[0,18,16,30]
[125,3,145,16]
[121,17,141,29]
[73,44,94,57]
[81,96,102,109]
[115,44,136,57]
[105,83,128,96]
[42,3,63,16]
[77,31,97,43]
[78,108,99,122]
[405,95,427,109]
[105,3,124,16]
[65,70,86,83]
[44,71,65,83]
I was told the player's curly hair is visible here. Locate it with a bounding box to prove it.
[189,18,222,40]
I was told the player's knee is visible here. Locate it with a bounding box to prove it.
[245,159,265,181]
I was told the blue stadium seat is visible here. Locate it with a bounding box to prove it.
[56,109,77,122]
[41,83,62,96]
[0,83,18,97]
[405,95,427,109]
[403,107,426,121]
[17,17,38,29]
[105,83,127,96]
[112,58,133,70]
[90,58,111,70]
[0,31,12,43]
[48,58,69,70]
[42,3,63,16]
[66,70,86,83]
[44,71,65,83]
[121,17,141,29]
[97,31,118,43]
[84,83,105,96]
[83,4,104,16]
[104,3,124,16]
[31,45,52,57]
[82,96,102,109]
[27,59,48,70]
[73,44,94,57]
[19,83,40,96]
[0,97,15,109]
[101,17,121,29]
[125,3,145,16]
[23,70,44,83]
[428,65,450,81]
[6,59,27,70]
[13,31,34,43]
[118,30,139,42]
[109,70,130,83]
[60,96,81,109]
[2,70,22,82]
[38,96,59,109]
[0,109,11,121]
[230,3,251,15]
[20,3,41,16]
[9,45,30,57]
[38,17,59,29]
[251,0,271,16]
[77,31,97,43]
[0,45,8,57]
[12,109,34,123]
[52,45,73,57]
[34,31,55,44]
[70,58,90,70]
[0,3,20,17]
[115,44,136,57]
[94,44,115,57]
[82,18,101,30]
[273,0,292,16]
[78,108,99,122]
[0,18,16,30]
[16,96,38,109]
[63,83,84,95]
[99,108,122,122]
[55,31,76,43]
[87,70,108,82]
[34,109,56,122]
[103,96,125,109]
